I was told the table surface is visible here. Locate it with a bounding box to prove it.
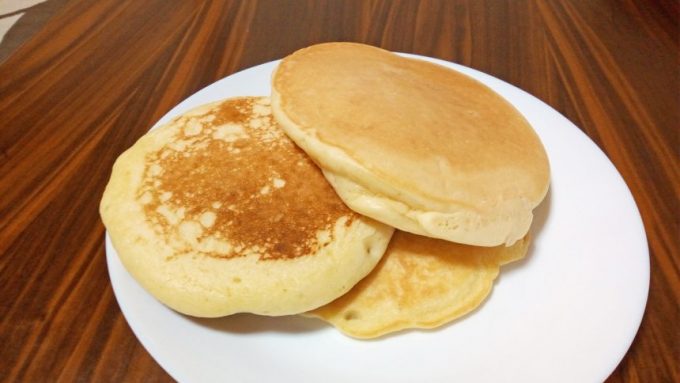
[1,1,677,382]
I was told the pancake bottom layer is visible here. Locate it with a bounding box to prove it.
[306,231,529,338]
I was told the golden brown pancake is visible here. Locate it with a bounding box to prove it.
[271,42,550,246]
[306,231,529,339]
[100,97,394,317]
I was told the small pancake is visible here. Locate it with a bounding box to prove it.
[100,97,394,317]
[271,43,550,246]
[305,231,529,339]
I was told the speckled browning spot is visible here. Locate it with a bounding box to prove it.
[137,97,355,260]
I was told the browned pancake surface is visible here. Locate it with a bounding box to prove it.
[138,98,353,260]
[100,97,394,317]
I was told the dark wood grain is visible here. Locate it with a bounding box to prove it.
[0,0,677,381]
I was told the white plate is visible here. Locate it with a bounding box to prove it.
[106,54,649,383]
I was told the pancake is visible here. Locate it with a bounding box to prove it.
[306,231,530,339]
[271,42,550,246]
[100,97,394,317]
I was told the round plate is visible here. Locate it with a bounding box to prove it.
[106,54,649,383]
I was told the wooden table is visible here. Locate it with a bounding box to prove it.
[1,1,677,381]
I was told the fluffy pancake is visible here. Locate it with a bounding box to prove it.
[306,231,529,339]
[271,42,550,246]
[100,97,394,317]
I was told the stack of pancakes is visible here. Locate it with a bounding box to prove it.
[100,43,549,339]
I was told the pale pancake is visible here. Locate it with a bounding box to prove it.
[100,97,394,317]
[271,43,550,246]
[306,231,529,339]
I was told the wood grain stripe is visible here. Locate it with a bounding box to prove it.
[559,2,677,179]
